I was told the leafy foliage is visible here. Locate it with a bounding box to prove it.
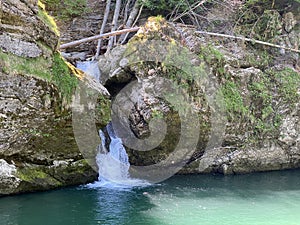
[140,0,207,18]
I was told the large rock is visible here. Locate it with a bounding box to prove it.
[0,0,59,54]
[99,15,300,176]
[0,0,110,195]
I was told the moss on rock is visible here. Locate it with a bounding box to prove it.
[0,0,104,195]
[17,166,62,188]
[38,1,59,36]
[52,53,78,102]
[0,49,78,103]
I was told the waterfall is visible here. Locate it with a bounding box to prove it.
[97,123,130,183]
[88,122,150,189]
[76,61,149,188]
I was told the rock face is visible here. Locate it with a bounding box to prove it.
[99,10,300,176]
[0,0,58,55]
[0,0,105,195]
[44,0,108,60]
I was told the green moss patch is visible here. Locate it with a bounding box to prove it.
[221,66,299,139]
[95,95,111,129]
[0,49,52,80]
[243,50,273,70]
[248,72,281,135]
[0,49,78,102]
[51,53,78,101]
[222,81,249,120]
[198,44,226,76]
[17,167,62,186]
[38,1,59,35]
[269,67,300,105]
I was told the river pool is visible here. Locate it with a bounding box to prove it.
[1,169,300,225]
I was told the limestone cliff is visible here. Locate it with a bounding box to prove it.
[0,0,108,195]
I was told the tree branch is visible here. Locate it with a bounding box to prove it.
[120,1,144,45]
[171,0,208,22]
[118,0,140,43]
[196,31,300,53]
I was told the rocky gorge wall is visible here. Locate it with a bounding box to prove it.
[43,0,108,61]
[99,4,300,177]
[0,0,105,195]
[0,0,300,195]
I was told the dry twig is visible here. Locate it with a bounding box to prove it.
[172,0,208,22]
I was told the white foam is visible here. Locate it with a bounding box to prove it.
[86,123,150,189]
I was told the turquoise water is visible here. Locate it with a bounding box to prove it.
[1,169,300,225]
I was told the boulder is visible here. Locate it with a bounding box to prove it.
[0,0,110,195]
[99,15,300,177]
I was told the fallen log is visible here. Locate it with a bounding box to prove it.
[59,27,140,49]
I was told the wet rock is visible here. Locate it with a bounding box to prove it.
[61,51,87,62]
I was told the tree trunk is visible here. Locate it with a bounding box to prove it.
[123,0,132,23]
[107,0,122,52]
[119,0,141,44]
[94,0,112,59]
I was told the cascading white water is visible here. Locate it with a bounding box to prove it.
[88,123,150,189]
[97,123,130,184]
[76,61,149,188]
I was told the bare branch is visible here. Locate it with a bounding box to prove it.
[132,4,143,27]
[119,0,139,43]
[172,0,208,22]
[120,1,144,44]
[196,30,300,53]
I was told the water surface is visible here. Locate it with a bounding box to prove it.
[1,169,300,225]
